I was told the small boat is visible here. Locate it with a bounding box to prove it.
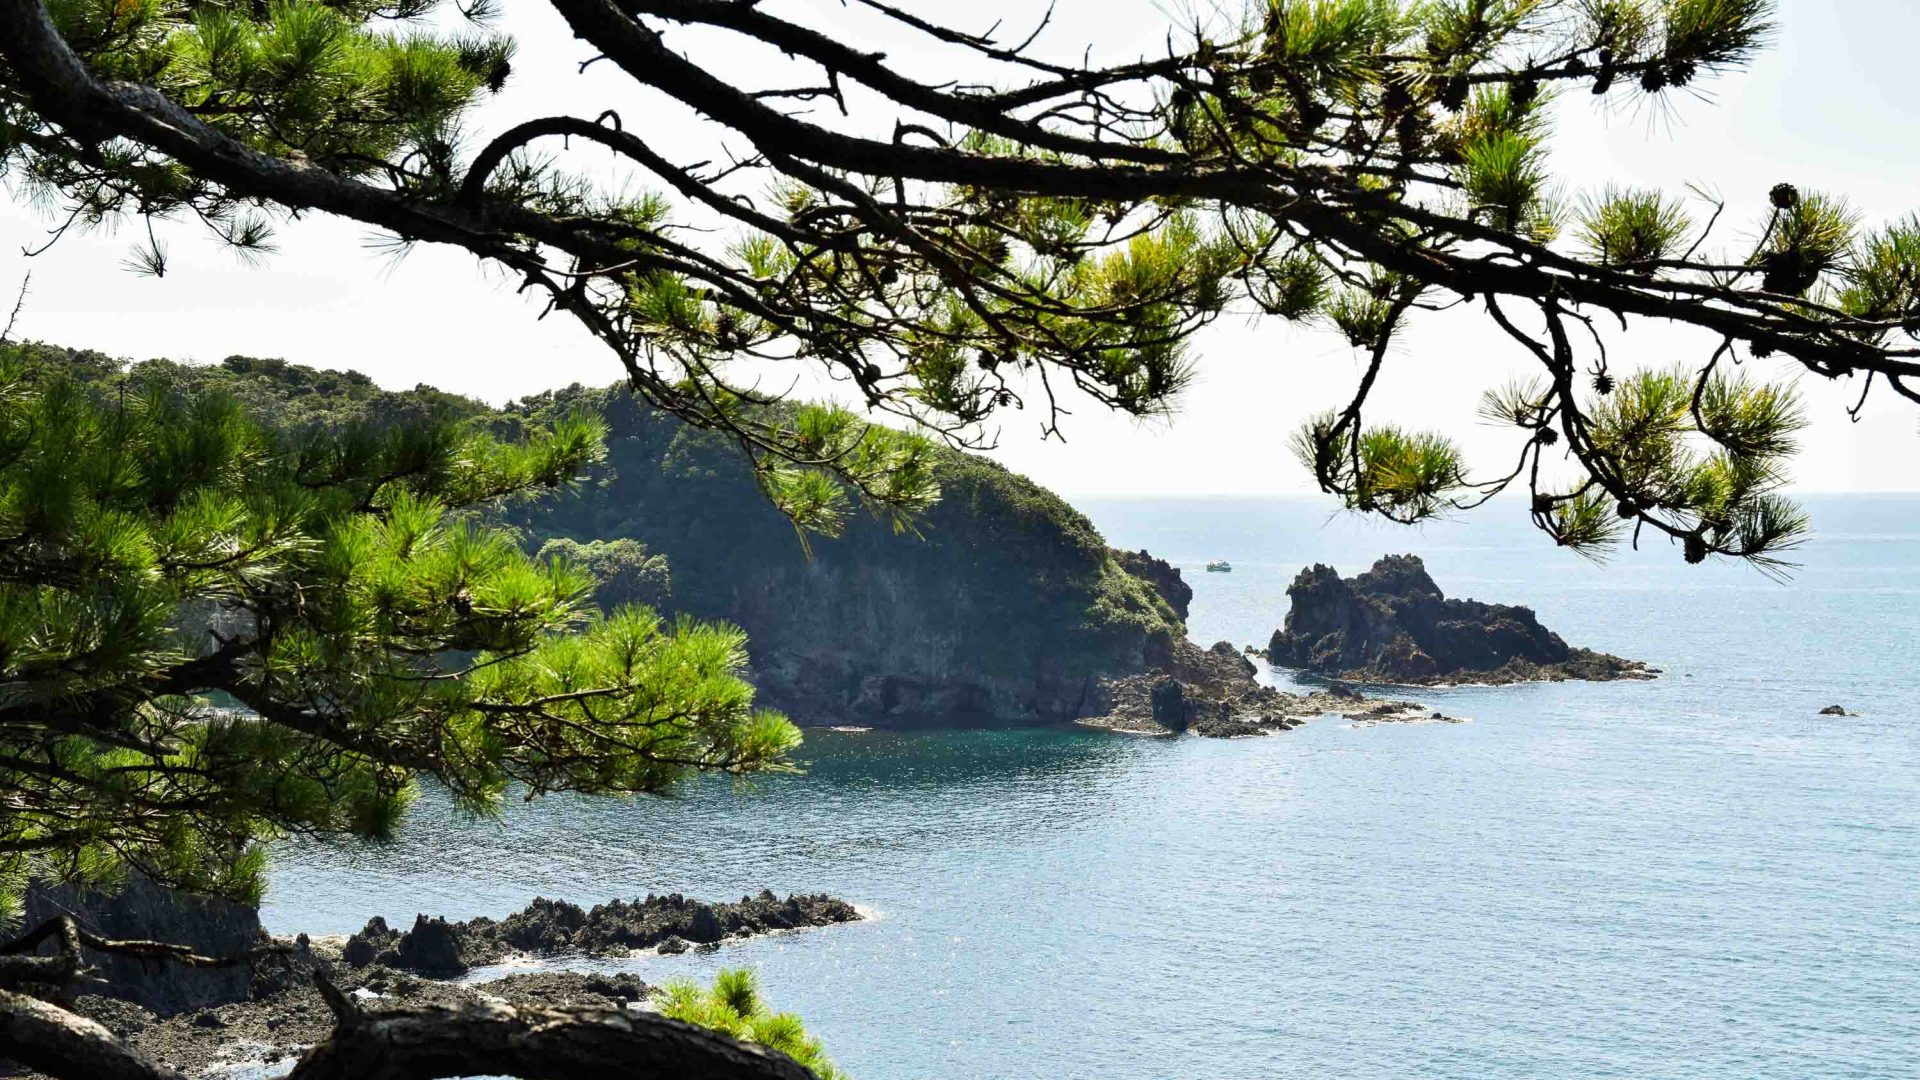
[1205,559,1232,573]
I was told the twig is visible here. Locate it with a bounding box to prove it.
[0,271,28,343]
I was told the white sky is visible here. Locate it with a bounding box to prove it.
[1,0,1915,495]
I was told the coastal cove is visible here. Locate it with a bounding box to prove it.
[262,495,1920,1080]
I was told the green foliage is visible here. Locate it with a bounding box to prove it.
[1292,415,1467,523]
[0,0,1887,572]
[1477,376,1553,428]
[0,344,799,918]
[1545,487,1624,557]
[658,969,847,1080]
[1837,216,1920,340]
[1259,0,1407,95]
[537,536,671,612]
[1753,191,1858,296]
[1582,365,1808,565]
[1326,286,1398,349]
[1661,0,1775,68]
[1246,250,1330,320]
[1459,127,1558,240]
[1578,188,1692,268]
[14,0,508,262]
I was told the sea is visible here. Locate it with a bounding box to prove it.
[263,494,1920,1079]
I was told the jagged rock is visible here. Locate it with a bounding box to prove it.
[1266,555,1653,685]
[393,915,466,975]
[492,897,588,954]
[339,892,861,973]
[686,906,723,945]
[1209,640,1257,678]
[342,916,398,968]
[1114,549,1193,621]
[1150,678,1190,732]
[1819,704,1853,716]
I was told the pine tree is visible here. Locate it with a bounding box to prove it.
[0,344,820,1079]
[3,0,1909,568]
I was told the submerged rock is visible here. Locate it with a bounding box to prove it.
[1265,555,1653,686]
[1819,704,1853,716]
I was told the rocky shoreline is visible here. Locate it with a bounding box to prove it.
[343,891,860,974]
[6,889,860,1079]
[61,965,657,1078]
[1078,638,1436,738]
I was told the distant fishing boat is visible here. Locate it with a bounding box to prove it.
[1206,559,1232,573]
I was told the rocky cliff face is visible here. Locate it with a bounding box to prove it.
[1112,550,1192,622]
[22,877,321,1016]
[1266,554,1653,685]
[502,385,1186,727]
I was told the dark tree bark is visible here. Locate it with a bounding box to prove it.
[287,999,820,1080]
[0,990,189,1080]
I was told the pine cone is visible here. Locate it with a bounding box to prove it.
[1684,535,1708,564]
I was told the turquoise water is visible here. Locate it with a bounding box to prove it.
[263,495,1920,1079]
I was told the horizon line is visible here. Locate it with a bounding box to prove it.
[1052,489,1920,500]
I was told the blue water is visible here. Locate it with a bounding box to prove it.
[263,495,1920,1079]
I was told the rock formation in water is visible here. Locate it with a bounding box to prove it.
[1078,638,1432,738]
[1265,554,1653,685]
[343,892,861,974]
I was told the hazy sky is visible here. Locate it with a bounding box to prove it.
[2,0,1915,495]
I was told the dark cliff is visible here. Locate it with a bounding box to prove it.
[499,384,1185,725]
[1266,554,1652,685]
[23,877,320,1016]
[1112,549,1192,622]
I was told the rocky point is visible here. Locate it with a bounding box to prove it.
[1265,554,1654,686]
